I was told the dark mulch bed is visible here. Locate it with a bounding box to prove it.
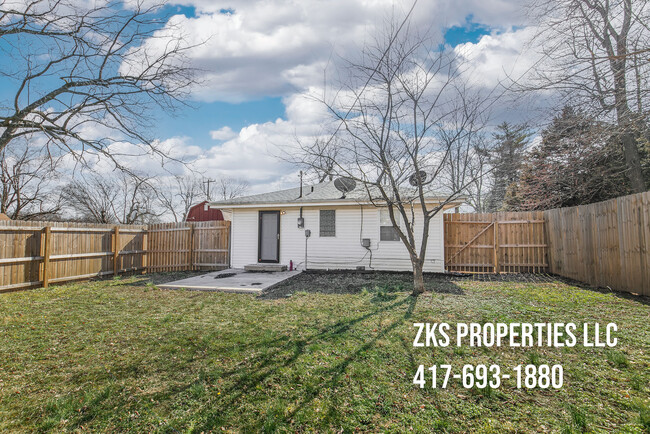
[259,270,579,300]
[260,270,458,300]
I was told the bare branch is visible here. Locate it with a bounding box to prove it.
[0,0,202,173]
[295,15,495,295]
[520,0,650,191]
[0,140,62,220]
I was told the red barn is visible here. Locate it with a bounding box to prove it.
[185,201,225,222]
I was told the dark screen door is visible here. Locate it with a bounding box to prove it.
[258,211,280,263]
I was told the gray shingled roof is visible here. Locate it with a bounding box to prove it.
[209,181,457,207]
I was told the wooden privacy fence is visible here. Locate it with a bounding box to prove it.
[444,211,548,274]
[0,220,230,292]
[147,221,230,272]
[444,192,650,296]
[544,191,650,297]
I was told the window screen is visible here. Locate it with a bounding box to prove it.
[319,210,336,237]
[380,208,400,241]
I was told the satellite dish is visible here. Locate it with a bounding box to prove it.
[409,171,428,186]
[334,177,356,198]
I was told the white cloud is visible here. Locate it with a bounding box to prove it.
[454,26,539,89]
[128,0,528,103]
[53,94,327,194]
[192,94,327,191]
[111,0,541,198]
[57,136,203,178]
[6,0,553,212]
[452,26,560,125]
[58,24,553,202]
[209,126,237,141]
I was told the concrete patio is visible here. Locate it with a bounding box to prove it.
[156,268,301,293]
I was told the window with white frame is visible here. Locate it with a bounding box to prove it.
[380,207,400,241]
[319,210,336,237]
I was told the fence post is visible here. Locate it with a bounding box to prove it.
[42,226,51,288]
[188,223,195,271]
[493,221,499,274]
[113,226,120,276]
[142,228,148,274]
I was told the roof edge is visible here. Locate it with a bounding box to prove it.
[208,197,466,210]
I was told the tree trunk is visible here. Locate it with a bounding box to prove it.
[611,53,646,193]
[412,261,425,296]
[620,131,646,193]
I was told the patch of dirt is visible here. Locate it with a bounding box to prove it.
[133,271,209,285]
[450,272,570,284]
[214,272,237,279]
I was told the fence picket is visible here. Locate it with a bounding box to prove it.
[444,192,649,296]
[0,220,230,292]
[444,211,546,274]
[545,192,649,296]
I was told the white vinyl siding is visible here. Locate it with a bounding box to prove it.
[229,205,445,272]
[230,209,260,268]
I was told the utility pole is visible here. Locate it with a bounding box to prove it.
[203,178,215,201]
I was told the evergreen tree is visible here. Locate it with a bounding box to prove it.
[508,107,631,210]
[485,122,531,211]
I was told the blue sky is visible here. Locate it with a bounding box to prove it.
[153,16,498,151]
[444,17,492,47]
[154,97,287,143]
[1,0,533,194]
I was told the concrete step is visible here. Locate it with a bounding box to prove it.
[244,263,288,272]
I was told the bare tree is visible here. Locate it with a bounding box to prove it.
[61,173,159,224]
[0,0,198,170]
[287,135,341,183]
[154,175,249,222]
[439,91,494,213]
[464,144,492,213]
[155,176,203,222]
[0,143,62,219]
[206,177,250,201]
[525,0,650,192]
[298,20,492,295]
[442,137,492,214]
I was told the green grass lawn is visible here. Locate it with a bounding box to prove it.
[1,274,649,433]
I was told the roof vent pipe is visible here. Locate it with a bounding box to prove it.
[299,171,303,198]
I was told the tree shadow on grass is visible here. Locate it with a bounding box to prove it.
[304,295,418,429]
[451,272,650,306]
[579,283,650,307]
[192,295,419,432]
[47,295,419,431]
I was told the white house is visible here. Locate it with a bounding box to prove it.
[208,181,462,273]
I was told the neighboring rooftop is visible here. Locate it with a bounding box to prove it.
[185,201,224,222]
[209,180,463,208]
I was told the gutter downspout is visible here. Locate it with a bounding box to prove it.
[229,210,233,268]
